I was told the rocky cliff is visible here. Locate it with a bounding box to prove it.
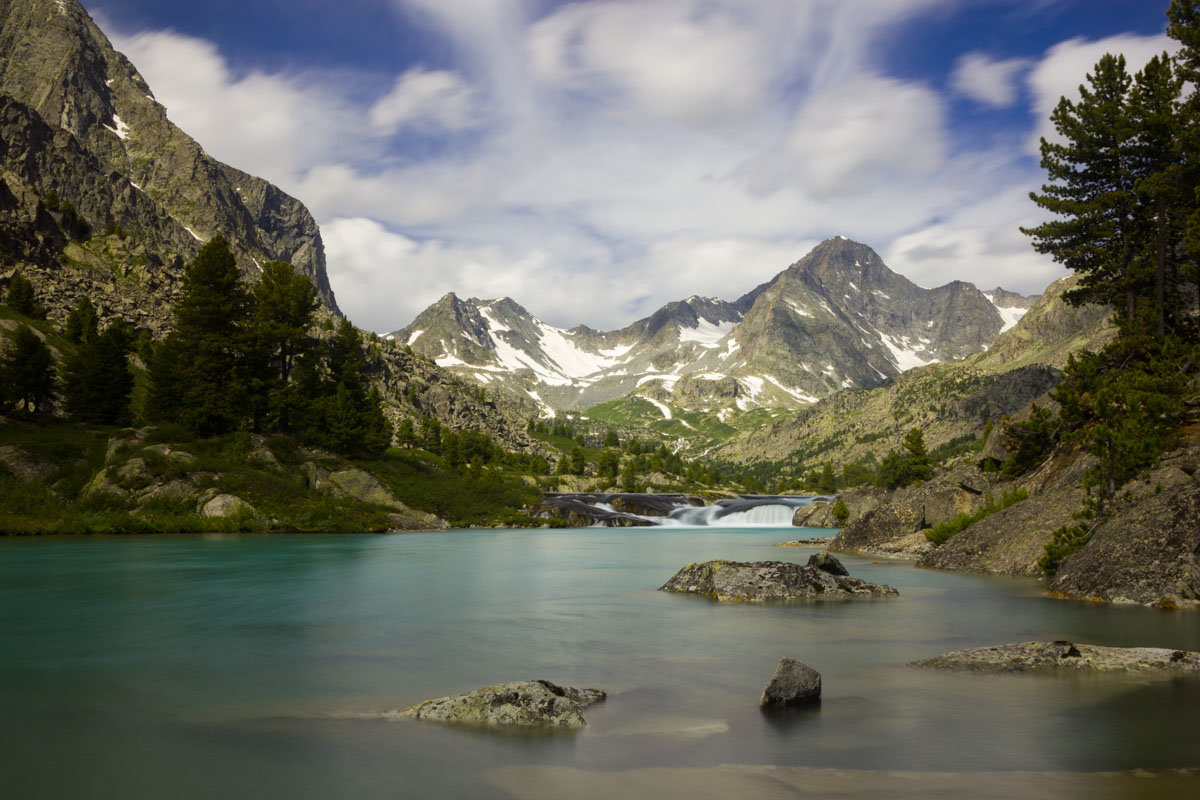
[0,0,338,333]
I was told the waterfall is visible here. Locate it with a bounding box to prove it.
[543,492,830,528]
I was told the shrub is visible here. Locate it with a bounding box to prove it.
[925,487,1028,546]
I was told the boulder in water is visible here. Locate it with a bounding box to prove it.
[402,680,606,729]
[807,551,849,576]
[760,658,822,709]
[659,560,897,602]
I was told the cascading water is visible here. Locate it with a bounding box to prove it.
[543,492,831,528]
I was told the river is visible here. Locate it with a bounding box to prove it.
[2,527,1197,798]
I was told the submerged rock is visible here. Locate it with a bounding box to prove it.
[403,680,606,729]
[760,658,821,709]
[911,641,1200,673]
[658,560,897,602]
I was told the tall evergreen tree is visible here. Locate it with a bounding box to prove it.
[4,272,46,319]
[252,261,317,383]
[148,236,251,435]
[63,295,99,344]
[0,325,56,416]
[1021,55,1144,320]
[62,319,134,425]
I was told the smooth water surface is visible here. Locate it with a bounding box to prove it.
[2,528,1198,798]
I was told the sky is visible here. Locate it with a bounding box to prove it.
[85,0,1178,332]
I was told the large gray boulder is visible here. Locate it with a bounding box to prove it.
[200,493,257,519]
[760,658,821,709]
[0,445,55,483]
[403,680,606,729]
[659,560,897,602]
[912,641,1200,673]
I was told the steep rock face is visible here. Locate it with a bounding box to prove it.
[1050,481,1200,608]
[393,238,1027,415]
[0,0,338,323]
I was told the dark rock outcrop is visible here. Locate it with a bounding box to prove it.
[402,680,606,729]
[760,658,821,709]
[658,560,897,602]
[1049,481,1200,608]
[912,641,1200,673]
[807,551,848,576]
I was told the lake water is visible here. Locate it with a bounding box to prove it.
[2,528,1198,799]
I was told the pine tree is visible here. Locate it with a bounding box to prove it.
[0,325,56,416]
[62,319,134,425]
[1022,54,1143,320]
[148,236,251,434]
[5,272,46,319]
[63,296,99,344]
[252,261,317,383]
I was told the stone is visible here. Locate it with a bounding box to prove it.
[116,457,149,484]
[141,443,196,465]
[137,479,196,506]
[200,493,256,519]
[917,488,1085,577]
[760,658,822,709]
[81,468,129,501]
[325,468,396,506]
[912,641,1200,673]
[301,461,329,490]
[0,444,55,483]
[807,551,849,576]
[658,560,897,602]
[1049,482,1200,608]
[402,680,606,729]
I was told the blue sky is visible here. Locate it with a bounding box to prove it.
[86,1,1177,331]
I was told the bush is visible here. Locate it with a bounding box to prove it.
[1037,524,1092,576]
[925,487,1028,546]
[831,497,849,525]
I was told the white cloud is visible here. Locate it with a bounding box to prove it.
[369,67,480,133]
[950,52,1031,107]
[102,1,1162,336]
[1027,33,1179,153]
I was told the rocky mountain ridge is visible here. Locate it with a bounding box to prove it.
[0,0,338,333]
[392,237,1036,416]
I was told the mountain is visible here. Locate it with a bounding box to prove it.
[392,237,1036,416]
[712,273,1114,469]
[0,0,337,333]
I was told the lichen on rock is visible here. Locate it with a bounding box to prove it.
[402,680,606,729]
[659,559,897,602]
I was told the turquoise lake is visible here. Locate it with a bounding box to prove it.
[2,527,1198,799]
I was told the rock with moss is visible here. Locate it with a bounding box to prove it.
[912,641,1200,673]
[659,559,897,602]
[402,680,606,729]
[200,493,256,519]
[0,444,55,483]
[1049,481,1200,609]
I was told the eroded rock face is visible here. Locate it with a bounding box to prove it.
[402,680,606,729]
[912,641,1200,673]
[659,560,897,602]
[760,658,821,709]
[917,489,1085,577]
[1049,482,1200,608]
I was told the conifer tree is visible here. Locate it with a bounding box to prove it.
[148,236,251,434]
[0,325,56,416]
[4,272,46,319]
[63,296,99,344]
[62,319,134,425]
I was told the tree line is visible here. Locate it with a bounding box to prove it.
[1,238,392,458]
